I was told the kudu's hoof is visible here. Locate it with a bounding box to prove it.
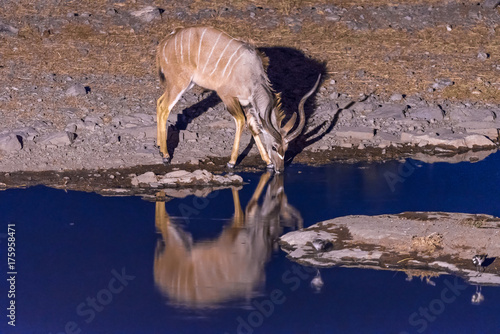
[266,163,275,171]
[162,157,171,165]
[227,162,235,169]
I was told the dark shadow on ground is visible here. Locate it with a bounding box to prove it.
[483,256,496,268]
[259,47,330,164]
[166,92,221,159]
[235,138,256,166]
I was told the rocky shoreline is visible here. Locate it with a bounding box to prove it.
[0,86,499,174]
[279,212,500,286]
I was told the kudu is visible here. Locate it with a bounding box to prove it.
[156,26,320,172]
[154,173,302,308]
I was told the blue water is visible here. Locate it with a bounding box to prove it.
[1,153,500,334]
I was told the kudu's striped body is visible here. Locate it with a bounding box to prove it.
[156,26,320,172]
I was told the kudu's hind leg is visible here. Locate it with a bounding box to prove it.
[156,94,170,163]
[156,81,192,164]
[155,191,170,237]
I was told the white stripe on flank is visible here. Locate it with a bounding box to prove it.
[225,51,245,79]
[174,33,179,62]
[179,29,184,62]
[167,81,192,111]
[162,39,169,64]
[188,29,192,65]
[209,38,234,76]
[202,32,223,73]
[197,28,207,67]
[221,44,244,78]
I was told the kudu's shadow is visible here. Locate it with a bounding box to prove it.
[166,92,221,159]
[260,47,329,164]
[165,47,329,164]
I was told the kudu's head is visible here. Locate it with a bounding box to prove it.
[261,75,321,173]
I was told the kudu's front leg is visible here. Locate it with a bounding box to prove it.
[245,108,273,168]
[155,191,170,237]
[220,95,246,168]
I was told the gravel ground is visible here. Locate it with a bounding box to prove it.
[1,0,500,175]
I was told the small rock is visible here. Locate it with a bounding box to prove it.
[335,127,375,140]
[370,105,406,120]
[464,134,495,148]
[130,6,161,23]
[459,122,500,140]
[130,175,139,187]
[65,123,77,133]
[0,133,22,153]
[351,102,374,113]
[83,115,102,125]
[136,171,158,184]
[389,93,404,102]
[408,107,444,121]
[227,174,243,183]
[325,14,341,21]
[164,170,191,178]
[12,127,38,141]
[477,52,490,61]
[35,132,75,147]
[432,78,454,90]
[106,8,118,16]
[483,0,500,9]
[66,84,88,97]
[182,131,198,141]
[329,92,339,100]
[0,21,19,36]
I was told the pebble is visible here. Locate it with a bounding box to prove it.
[130,6,161,23]
[66,84,88,97]
[0,133,22,153]
[477,52,490,61]
[483,0,500,9]
[389,93,404,102]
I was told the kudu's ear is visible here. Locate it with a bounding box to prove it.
[281,112,297,135]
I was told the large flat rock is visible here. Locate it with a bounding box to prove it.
[280,212,500,285]
[400,131,495,149]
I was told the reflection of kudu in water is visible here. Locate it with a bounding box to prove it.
[154,173,302,308]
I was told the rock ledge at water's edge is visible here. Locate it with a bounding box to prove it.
[280,212,500,286]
